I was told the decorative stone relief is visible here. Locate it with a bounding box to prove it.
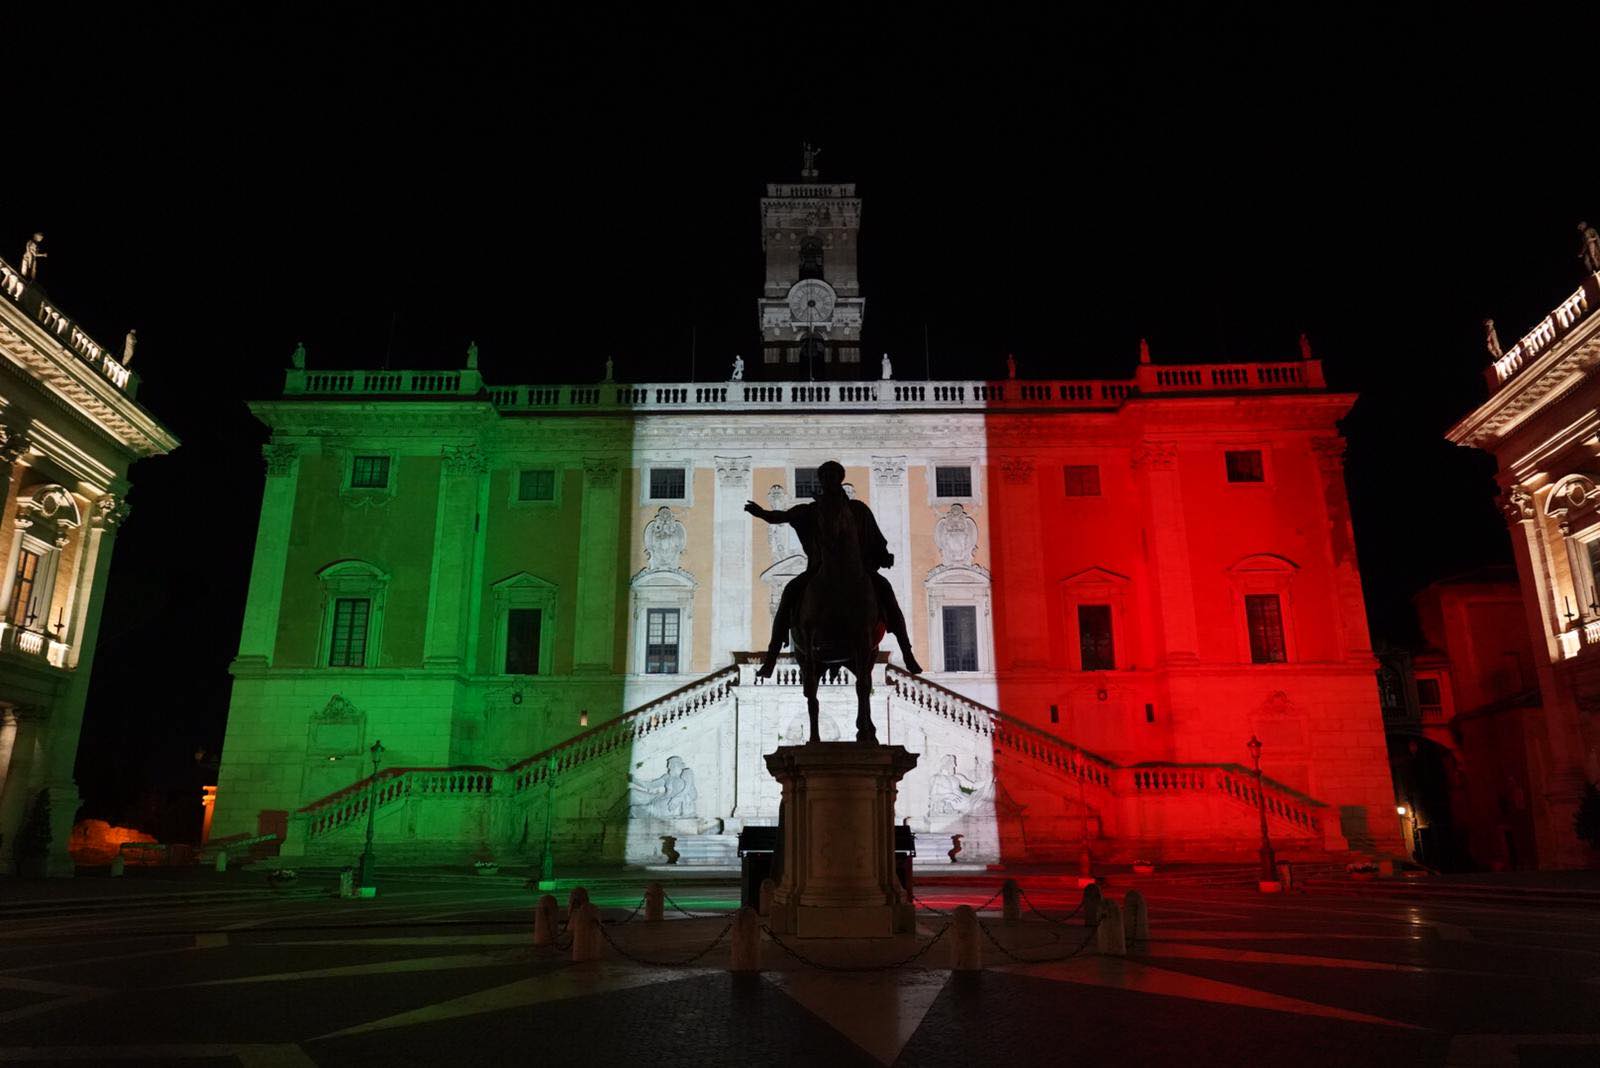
[643,506,687,571]
[583,456,619,488]
[870,456,907,486]
[933,503,979,569]
[927,754,993,820]
[262,444,298,477]
[0,425,33,464]
[17,485,81,545]
[1310,436,1346,472]
[1131,441,1178,470]
[766,485,804,564]
[441,443,487,476]
[90,493,129,530]
[1502,485,1536,523]
[628,756,698,818]
[714,455,752,485]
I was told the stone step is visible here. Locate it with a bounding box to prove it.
[665,833,738,866]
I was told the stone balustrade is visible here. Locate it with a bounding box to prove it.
[0,621,69,668]
[283,359,1325,413]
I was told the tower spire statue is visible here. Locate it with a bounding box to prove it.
[801,143,821,180]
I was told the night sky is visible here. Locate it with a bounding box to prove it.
[7,10,1593,834]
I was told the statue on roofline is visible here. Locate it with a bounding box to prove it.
[20,233,45,279]
[290,341,307,369]
[1483,318,1502,360]
[122,329,137,367]
[1581,221,1600,275]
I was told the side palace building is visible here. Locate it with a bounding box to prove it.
[214,179,1403,867]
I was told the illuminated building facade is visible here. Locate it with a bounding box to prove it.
[0,251,178,875]
[213,181,1403,866]
[1448,266,1600,869]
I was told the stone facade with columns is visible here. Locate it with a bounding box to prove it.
[1448,266,1600,868]
[0,252,178,875]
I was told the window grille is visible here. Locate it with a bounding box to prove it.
[1063,465,1101,496]
[650,468,686,500]
[506,608,542,674]
[351,455,390,489]
[1245,594,1287,663]
[942,605,978,671]
[1225,449,1265,483]
[935,466,973,498]
[329,597,371,667]
[518,469,555,501]
[794,467,821,499]
[1078,604,1115,670]
[645,608,680,674]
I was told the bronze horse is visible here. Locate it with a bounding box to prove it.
[746,462,885,743]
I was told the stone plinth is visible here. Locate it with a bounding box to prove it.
[764,742,918,938]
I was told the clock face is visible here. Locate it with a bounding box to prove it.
[787,279,836,324]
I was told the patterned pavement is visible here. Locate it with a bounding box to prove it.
[0,872,1597,1065]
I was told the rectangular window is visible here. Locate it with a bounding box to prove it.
[1049,704,1059,724]
[645,607,680,674]
[1063,465,1101,497]
[517,469,555,502]
[351,455,391,489]
[1245,593,1287,663]
[941,605,978,672]
[1415,677,1441,708]
[1078,604,1115,671]
[794,467,821,499]
[1145,703,1156,723]
[649,468,686,500]
[505,608,542,675]
[935,466,973,498]
[6,548,41,625]
[329,597,371,667]
[1225,449,1265,483]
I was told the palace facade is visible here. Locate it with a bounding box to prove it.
[213,180,1403,866]
[1448,262,1600,869]
[0,249,178,874]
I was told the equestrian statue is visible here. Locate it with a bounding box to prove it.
[745,460,922,744]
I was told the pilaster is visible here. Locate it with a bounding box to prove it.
[236,443,301,666]
[1311,437,1374,658]
[711,456,753,667]
[424,444,487,669]
[994,455,1048,668]
[869,456,913,656]
[573,456,622,673]
[1133,441,1200,663]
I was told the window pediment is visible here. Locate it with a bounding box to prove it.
[1545,474,1600,517]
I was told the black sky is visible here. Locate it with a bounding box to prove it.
[4,8,1594,832]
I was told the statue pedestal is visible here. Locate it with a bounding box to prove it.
[764,742,918,938]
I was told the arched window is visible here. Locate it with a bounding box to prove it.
[798,238,824,280]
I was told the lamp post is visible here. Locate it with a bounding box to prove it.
[356,739,384,889]
[537,753,558,892]
[1247,735,1276,883]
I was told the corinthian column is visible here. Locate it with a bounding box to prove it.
[712,456,753,665]
[0,425,32,524]
[870,456,912,654]
[236,443,300,666]
[424,444,488,669]
[574,457,622,673]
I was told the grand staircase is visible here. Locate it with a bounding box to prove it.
[286,659,1345,866]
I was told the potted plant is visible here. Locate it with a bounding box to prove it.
[15,789,52,879]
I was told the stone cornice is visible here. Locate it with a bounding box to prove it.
[1449,317,1600,450]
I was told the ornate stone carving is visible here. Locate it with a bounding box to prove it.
[1502,485,1536,523]
[90,493,129,530]
[927,754,993,820]
[1310,437,1346,471]
[18,485,82,544]
[441,443,487,476]
[643,506,687,571]
[714,455,752,486]
[934,503,979,569]
[262,444,298,477]
[0,425,33,465]
[1131,441,1178,470]
[628,756,697,819]
[583,457,619,488]
[998,456,1034,484]
[870,455,906,486]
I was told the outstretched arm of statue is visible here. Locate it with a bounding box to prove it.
[744,501,793,525]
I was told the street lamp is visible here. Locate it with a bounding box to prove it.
[1246,735,1276,883]
[356,739,384,889]
[537,753,558,892]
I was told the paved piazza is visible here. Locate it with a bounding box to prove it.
[1,870,1597,1066]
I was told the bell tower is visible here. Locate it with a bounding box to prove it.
[757,147,864,378]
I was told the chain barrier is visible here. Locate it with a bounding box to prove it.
[1017,886,1084,927]
[912,886,1004,916]
[761,921,954,973]
[662,890,725,919]
[595,918,735,967]
[976,919,1097,964]
[603,895,648,926]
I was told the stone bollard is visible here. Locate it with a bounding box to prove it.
[729,907,762,973]
[1081,881,1102,927]
[758,877,776,917]
[570,902,603,962]
[948,905,982,972]
[644,882,664,923]
[533,894,559,946]
[109,855,125,877]
[1122,890,1149,945]
[567,886,590,921]
[1001,879,1022,925]
[1096,898,1126,956]
[213,850,228,873]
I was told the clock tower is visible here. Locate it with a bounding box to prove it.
[757,152,864,378]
